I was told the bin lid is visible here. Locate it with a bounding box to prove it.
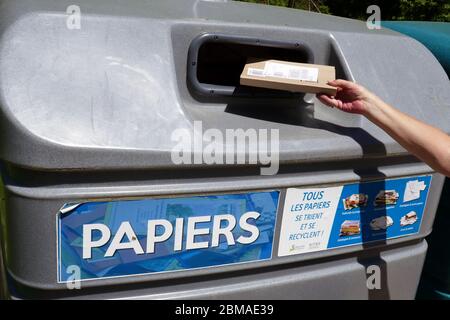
[1,0,450,171]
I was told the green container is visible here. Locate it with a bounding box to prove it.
[382,21,450,299]
[418,179,450,294]
[382,22,450,75]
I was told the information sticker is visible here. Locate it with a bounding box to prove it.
[278,175,432,257]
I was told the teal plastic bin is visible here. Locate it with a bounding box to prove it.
[382,21,450,300]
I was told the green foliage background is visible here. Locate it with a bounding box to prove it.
[237,0,450,22]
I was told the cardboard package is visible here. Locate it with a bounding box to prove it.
[240,59,337,96]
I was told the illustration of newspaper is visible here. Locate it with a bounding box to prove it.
[400,211,418,226]
[340,220,361,237]
[374,190,399,206]
[342,194,368,210]
[403,180,427,202]
[370,216,394,231]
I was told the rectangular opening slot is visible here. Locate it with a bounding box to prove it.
[197,43,310,86]
[187,34,314,99]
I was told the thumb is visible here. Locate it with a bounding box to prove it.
[327,79,355,89]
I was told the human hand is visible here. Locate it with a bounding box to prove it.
[316,80,378,115]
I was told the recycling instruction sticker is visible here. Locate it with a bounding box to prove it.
[278,175,432,257]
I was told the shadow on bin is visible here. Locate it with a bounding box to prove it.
[225,101,390,299]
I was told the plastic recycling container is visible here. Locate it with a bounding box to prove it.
[380,21,450,300]
[1,0,450,299]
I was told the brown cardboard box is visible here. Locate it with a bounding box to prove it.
[240,59,337,96]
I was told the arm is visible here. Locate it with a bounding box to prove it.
[317,80,450,177]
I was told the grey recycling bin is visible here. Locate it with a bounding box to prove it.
[1,0,450,300]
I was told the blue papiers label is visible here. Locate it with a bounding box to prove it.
[57,191,279,282]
